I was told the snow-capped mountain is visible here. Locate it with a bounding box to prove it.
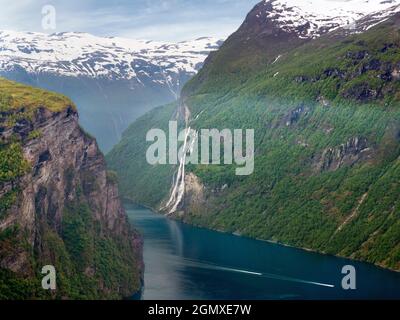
[0,30,221,87]
[255,0,400,39]
[2,1,398,152]
[0,31,222,151]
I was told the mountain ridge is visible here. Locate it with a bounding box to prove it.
[107,1,400,271]
[0,30,222,82]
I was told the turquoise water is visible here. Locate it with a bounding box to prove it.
[126,204,400,300]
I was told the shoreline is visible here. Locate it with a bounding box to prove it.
[123,199,400,275]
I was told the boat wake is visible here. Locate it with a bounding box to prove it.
[183,258,335,288]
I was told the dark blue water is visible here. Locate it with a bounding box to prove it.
[126,204,400,300]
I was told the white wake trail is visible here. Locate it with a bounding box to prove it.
[183,259,335,288]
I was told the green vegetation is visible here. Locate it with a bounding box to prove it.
[0,77,75,112]
[107,102,178,206]
[0,192,140,300]
[0,142,28,220]
[0,268,50,300]
[0,190,18,219]
[62,203,94,271]
[39,200,141,300]
[28,130,42,140]
[0,143,29,183]
[0,79,140,299]
[106,170,119,184]
[108,18,400,270]
[0,88,31,223]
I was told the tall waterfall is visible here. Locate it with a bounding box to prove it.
[163,126,197,214]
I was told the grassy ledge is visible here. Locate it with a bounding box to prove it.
[0,77,76,112]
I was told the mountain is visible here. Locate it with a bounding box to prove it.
[0,78,142,299]
[0,31,222,151]
[184,0,400,96]
[250,0,400,39]
[107,0,400,271]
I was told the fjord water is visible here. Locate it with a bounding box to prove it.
[126,204,400,300]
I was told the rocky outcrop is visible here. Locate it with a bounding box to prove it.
[282,104,309,127]
[0,95,143,299]
[313,136,372,172]
[171,172,207,219]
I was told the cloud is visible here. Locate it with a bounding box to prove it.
[0,0,259,41]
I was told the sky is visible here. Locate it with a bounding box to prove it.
[0,0,259,41]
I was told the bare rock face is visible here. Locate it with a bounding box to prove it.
[313,136,372,172]
[0,105,143,299]
[175,172,207,219]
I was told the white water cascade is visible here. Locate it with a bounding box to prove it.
[163,126,198,215]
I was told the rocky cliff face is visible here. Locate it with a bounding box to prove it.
[0,79,142,299]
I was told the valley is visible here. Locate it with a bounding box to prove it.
[1,0,400,300]
[108,0,400,273]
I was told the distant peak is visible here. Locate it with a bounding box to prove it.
[0,30,222,80]
[255,0,400,38]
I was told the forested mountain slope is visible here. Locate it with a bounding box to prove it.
[107,1,400,271]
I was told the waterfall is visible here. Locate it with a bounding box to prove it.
[163,126,197,215]
[162,100,198,214]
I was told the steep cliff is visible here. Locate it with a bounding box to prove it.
[0,78,142,299]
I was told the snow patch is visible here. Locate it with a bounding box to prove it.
[0,30,222,80]
[261,0,400,38]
